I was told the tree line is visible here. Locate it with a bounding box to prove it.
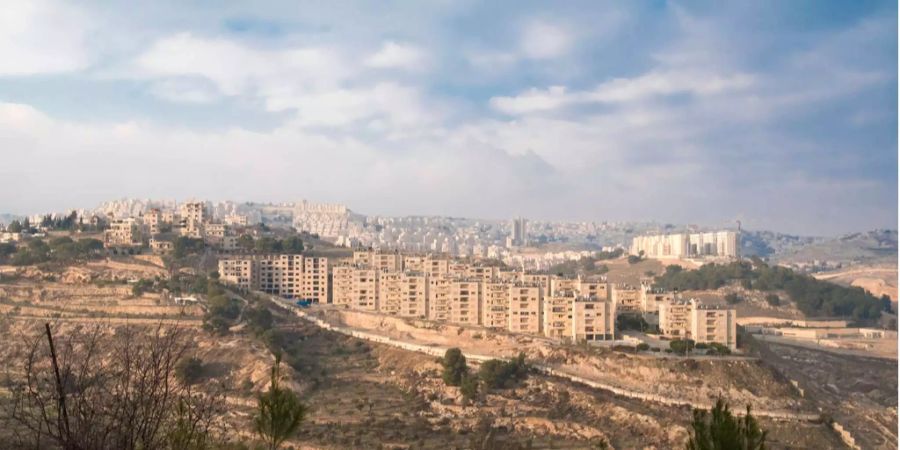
[653,261,887,320]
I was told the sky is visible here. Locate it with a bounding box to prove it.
[0,0,896,236]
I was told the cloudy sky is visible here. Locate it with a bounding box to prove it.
[0,0,896,235]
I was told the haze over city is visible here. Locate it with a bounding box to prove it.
[1,0,897,235]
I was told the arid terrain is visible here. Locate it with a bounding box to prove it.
[0,255,894,449]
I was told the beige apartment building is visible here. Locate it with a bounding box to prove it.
[572,297,616,341]
[658,299,736,349]
[508,284,542,334]
[399,273,428,318]
[144,208,162,235]
[105,217,141,247]
[481,282,510,328]
[640,286,675,313]
[218,258,254,288]
[690,303,737,350]
[449,280,481,325]
[543,293,574,339]
[612,285,641,312]
[519,273,551,297]
[466,266,499,283]
[659,299,692,339]
[377,272,403,315]
[354,250,403,272]
[428,276,452,321]
[331,265,355,307]
[301,257,328,304]
[217,255,329,303]
[181,202,208,225]
[402,255,450,277]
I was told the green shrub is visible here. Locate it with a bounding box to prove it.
[478,353,528,390]
[441,348,468,386]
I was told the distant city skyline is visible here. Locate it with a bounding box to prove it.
[0,1,896,236]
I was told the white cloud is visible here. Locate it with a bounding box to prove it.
[149,78,221,104]
[519,21,574,60]
[133,33,349,99]
[364,41,428,71]
[0,0,93,75]
[489,86,571,115]
[588,70,755,103]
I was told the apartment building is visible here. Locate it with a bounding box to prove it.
[579,280,609,300]
[203,223,228,244]
[218,258,254,288]
[144,208,162,235]
[301,257,328,304]
[351,267,379,311]
[181,202,208,225]
[428,276,452,321]
[354,250,403,272]
[690,303,737,350]
[481,282,510,328]
[519,273,551,297]
[466,266,499,283]
[659,299,692,339]
[401,254,451,277]
[572,297,616,341]
[543,292,574,339]
[611,285,641,312]
[449,280,481,325]
[105,217,141,247]
[508,284,542,334]
[331,265,355,307]
[378,272,403,315]
[640,286,675,313]
[217,255,329,303]
[399,273,428,318]
[631,231,739,259]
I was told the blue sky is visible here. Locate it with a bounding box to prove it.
[0,0,896,235]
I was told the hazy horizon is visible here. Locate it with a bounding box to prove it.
[1,1,897,236]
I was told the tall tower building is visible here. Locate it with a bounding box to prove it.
[510,217,528,247]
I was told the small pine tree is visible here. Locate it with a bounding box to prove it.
[254,354,306,450]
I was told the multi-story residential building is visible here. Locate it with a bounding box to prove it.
[466,265,498,283]
[354,250,402,272]
[144,208,162,235]
[572,297,616,341]
[508,284,542,334]
[104,217,141,247]
[611,285,641,312]
[301,257,328,304]
[203,223,228,244]
[255,254,305,298]
[519,273,551,297]
[404,255,451,278]
[217,255,329,303]
[481,282,510,328]
[640,283,676,313]
[219,258,254,289]
[378,272,403,316]
[579,280,609,300]
[331,265,355,307]
[181,202,207,225]
[690,302,737,350]
[149,237,173,255]
[659,299,737,349]
[399,273,428,318]
[350,267,379,311]
[631,231,739,259]
[224,214,249,227]
[428,276,452,321]
[449,280,481,325]
[543,292,574,339]
[659,299,693,339]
